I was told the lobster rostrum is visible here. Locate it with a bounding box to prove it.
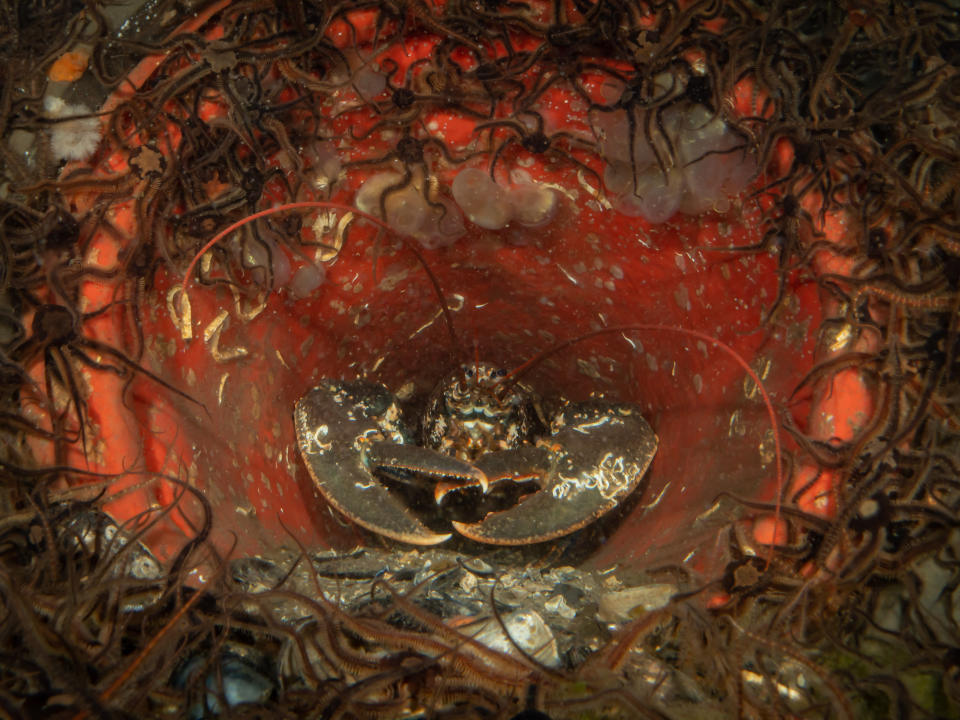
[294,349,658,546]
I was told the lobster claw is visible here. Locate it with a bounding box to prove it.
[295,380,493,545]
[451,402,658,545]
[295,380,454,546]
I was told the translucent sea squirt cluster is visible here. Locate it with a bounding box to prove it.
[595,103,757,222]
[355,171,466,250]
[354,166,559,247]
[350,102,750,248]
[451,168,559,231]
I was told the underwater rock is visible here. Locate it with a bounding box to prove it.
[597,583,676,622]
[63,511,162,582]
[59,510,163,613]
[230,548,657,668]
[470,609,561,668]
[174,648,275,719]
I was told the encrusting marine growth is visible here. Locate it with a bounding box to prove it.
[1,1,958,718]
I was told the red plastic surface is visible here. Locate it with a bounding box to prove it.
[30,3,874,577]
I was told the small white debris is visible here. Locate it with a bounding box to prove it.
[544,594,577,620]
[693,374,703,394]
[598,584,676,622]
[471,610,560,668]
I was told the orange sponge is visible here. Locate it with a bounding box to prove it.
[48,50,89,82]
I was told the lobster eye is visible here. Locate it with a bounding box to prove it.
[494,368,507,378]
[464,367,475,378]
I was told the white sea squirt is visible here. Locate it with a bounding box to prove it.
[451,168,512,230]
[356,166,559,245]
[505,169,559,228]
[355,171,466,249]
[43,96,102,163]
[451,167,559,231]
[593,99,756,222]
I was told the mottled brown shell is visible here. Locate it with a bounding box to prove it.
[420,363,538,462]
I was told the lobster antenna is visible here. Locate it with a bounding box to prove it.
[503,322,783,567]
[472,337,480,386]
[180,201,459,353]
